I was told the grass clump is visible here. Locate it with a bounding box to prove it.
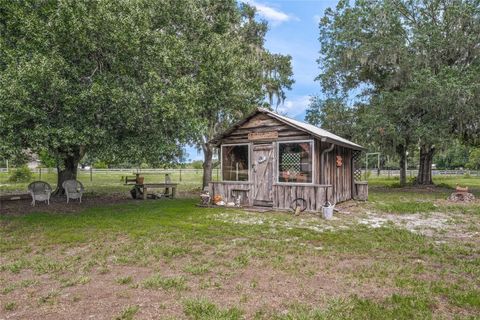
[116,276,134,285]
[141,274,187,290]
[2,279,38,294]
[38,290,60,305]
[3,301,17,311]
[60,276,90,288]
[115,305,139,320]
[232,253,249,269]
[183,263,211,275]
[183,298,243,320]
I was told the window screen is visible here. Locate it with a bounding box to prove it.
[222,145,249,181]
[278,141,313,183]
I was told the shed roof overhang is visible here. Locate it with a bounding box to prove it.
[210,108,365,151]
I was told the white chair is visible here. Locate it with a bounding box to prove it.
[62,180,84,203]
[27,181,52,206]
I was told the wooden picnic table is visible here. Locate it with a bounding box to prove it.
[134,183,177,200]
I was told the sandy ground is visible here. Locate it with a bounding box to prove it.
[1,196,479,319]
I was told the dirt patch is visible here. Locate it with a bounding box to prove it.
[0,257,402,320]
[0,193,131,216]
[0,192,196,216]
[356,210,480,240]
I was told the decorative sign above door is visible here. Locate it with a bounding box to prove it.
[248,131,278,141]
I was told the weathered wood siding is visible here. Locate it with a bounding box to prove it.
[209,182,253,206]
[213,112,357,206]
[273,184,333,212]
[220,113,310,145]
[319,142,353,203]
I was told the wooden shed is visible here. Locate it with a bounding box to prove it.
[208,108,366,212]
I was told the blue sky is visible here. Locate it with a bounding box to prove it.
[186,0,339,161]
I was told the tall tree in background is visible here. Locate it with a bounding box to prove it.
[0,1,294,191]
[306,96,359,141]
[315,0,480,185]
[186,2,263,188]
[0,0,199,192]
[187,2,294,188]
[263,53,294,111]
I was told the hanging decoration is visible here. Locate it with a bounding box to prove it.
[336,155,343,167]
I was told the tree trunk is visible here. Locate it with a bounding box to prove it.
[202,143,214,189]
[397,144,407,186]
[417,145,435,185]
[53,151,82,196]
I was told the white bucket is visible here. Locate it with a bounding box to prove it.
[322,202,335,220]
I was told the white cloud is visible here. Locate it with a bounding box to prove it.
[276,95,312,119]
[313,14,321,24]
[246,1,298,26]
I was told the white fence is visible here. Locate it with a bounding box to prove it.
[0,168,211,174]
[0,167,222,183]
[1,167,479,177]
[364,169,480,177]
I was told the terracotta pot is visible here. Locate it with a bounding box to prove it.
[136,176,144,184]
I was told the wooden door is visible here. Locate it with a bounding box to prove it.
[252,143,274,206]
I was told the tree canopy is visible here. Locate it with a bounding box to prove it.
[0,0,294,190]
[181,2,294,187]
[0,0,202,190]
[311,0,480,185]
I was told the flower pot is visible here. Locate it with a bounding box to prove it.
[136,176,144,184]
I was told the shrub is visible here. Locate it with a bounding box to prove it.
[191,160,203,170]
[93,161,108,169]
[8,166,33,183]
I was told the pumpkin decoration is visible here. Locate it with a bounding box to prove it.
[336,155,343,167]
[213,194,223,204]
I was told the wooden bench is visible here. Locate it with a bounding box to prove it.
[0,193,30,211]
[132,183,178,200]
[125,173,141,185]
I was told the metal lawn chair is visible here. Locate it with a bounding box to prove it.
[27,181,52,206]
[62,179,84,203]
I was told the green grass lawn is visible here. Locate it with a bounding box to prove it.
[367,174,480,193]
[0,169,219,195]
[1,187,479,319]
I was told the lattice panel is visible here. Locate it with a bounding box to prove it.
[352,150,362,181]
[281,153,301,175]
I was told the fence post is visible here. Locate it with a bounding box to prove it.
[90,167,93,182]
[180,168,182,182]
[39,167,42,180]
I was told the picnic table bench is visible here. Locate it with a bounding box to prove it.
[133,183,177,200]
[125,172,177,200]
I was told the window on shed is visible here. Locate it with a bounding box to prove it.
[222,145,249,181]
[278,141,313,183]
